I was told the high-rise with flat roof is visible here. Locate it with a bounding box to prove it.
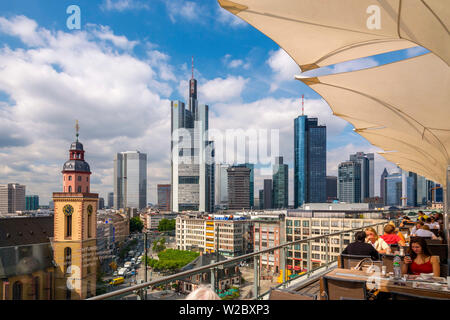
[235,163,254,208]
[0,183,26,214]
[349,152,374,201]
[107,192,114,208]
[338,161,361,203]
[215,163,229,209]
[326,176,337,202]
[263,179,273,209]
[273,157,288,208]
[26,195,39,210]
[227,166,250,210]
[171,68,215,213]
[114,151,147,210]
[294,115,326,207]
[157,184,171,211]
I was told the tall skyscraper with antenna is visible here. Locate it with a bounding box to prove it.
[294,96,327,207]
[171,58,215,213]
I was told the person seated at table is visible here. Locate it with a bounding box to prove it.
[387,221,407,243]
[342,231,380,261]
[411,221,423,235]
[381,224,406,246]
[425,217,440,230]
[365,227,391,254]
[402,237,440,277]
[416,211,428,222]
[434,212,443,224]
[413,225,438,239]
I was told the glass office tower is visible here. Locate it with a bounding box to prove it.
[114,151,147,210]
[337,161,361,203]
[273,156,288,208]
[294,115,326,207]
[171,71,215,213]
[385,172,402,206]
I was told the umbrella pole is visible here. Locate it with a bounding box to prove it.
[445,166,450,277]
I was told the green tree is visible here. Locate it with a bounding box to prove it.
[158,218,176,232]
[130,216,144,233]
[152,238,166,253]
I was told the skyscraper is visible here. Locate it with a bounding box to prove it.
[227,166,250,210]
[416,175,427,206]
[337,161,361,203]
[263,179,273,209]
[107,192,114,208]
[294,115,326,207]
[157,184,171,211]
[171,65,215,213]
[385,172,402,207]
[26,195,39,210]
[236,163,254,208]
[273,156,288,208]
[214,163,229,209]
[0,183,26,214]
[380,168,388,205]
[326,176,337,202]
[114,151,147,210]
[349,152,374,201]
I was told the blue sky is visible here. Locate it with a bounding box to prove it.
[0,0,429,205]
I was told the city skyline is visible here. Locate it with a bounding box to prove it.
[0,1,429,206]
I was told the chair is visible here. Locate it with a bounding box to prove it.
[382,254,405,273]
[390,291,448,300]
[322,275,368,300]
[440,264,448,278]
[427,244,448,263]
[430,229,439,237]
[268,288,315,300]
[340,254,375,269]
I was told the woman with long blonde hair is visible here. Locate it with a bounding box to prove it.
[365,227,391,254]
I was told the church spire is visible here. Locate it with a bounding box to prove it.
[75,120,80,142]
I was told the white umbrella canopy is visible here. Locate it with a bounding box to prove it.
[297,53,450,186]
[218,0,450,71]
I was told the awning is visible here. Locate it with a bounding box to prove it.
[295,52,450,186]
[218,0,450,71]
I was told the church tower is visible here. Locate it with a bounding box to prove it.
[53,121,97,300]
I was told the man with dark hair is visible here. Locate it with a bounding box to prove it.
[342,231,380,261]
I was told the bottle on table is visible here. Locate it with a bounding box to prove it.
[393,255,402,280]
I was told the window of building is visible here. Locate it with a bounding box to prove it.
[294,220,300,227]
[68,186,72,192]
[286,220,292,226]
[68,176,72,181]
[78,186,82,192]
[64,247,72,274]
[78,176,81,181]
[33,277,40,300]
[303,221,309,227]
[12,281,22,300]
[66,215,72,237]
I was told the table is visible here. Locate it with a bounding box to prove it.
[319,268,450,300]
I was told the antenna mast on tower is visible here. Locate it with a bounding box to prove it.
[191,56,194,79]
[302,94,304,116]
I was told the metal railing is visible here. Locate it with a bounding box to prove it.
[88,217,409,300]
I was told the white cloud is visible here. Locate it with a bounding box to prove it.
[0,15,50,46]
[146,50,177,81]
[89,25,139,50]
[0,16,172,204]
[266,48,300,92]
[199,76,249,103]
[101,0,150,11]
[165,0,200,23]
